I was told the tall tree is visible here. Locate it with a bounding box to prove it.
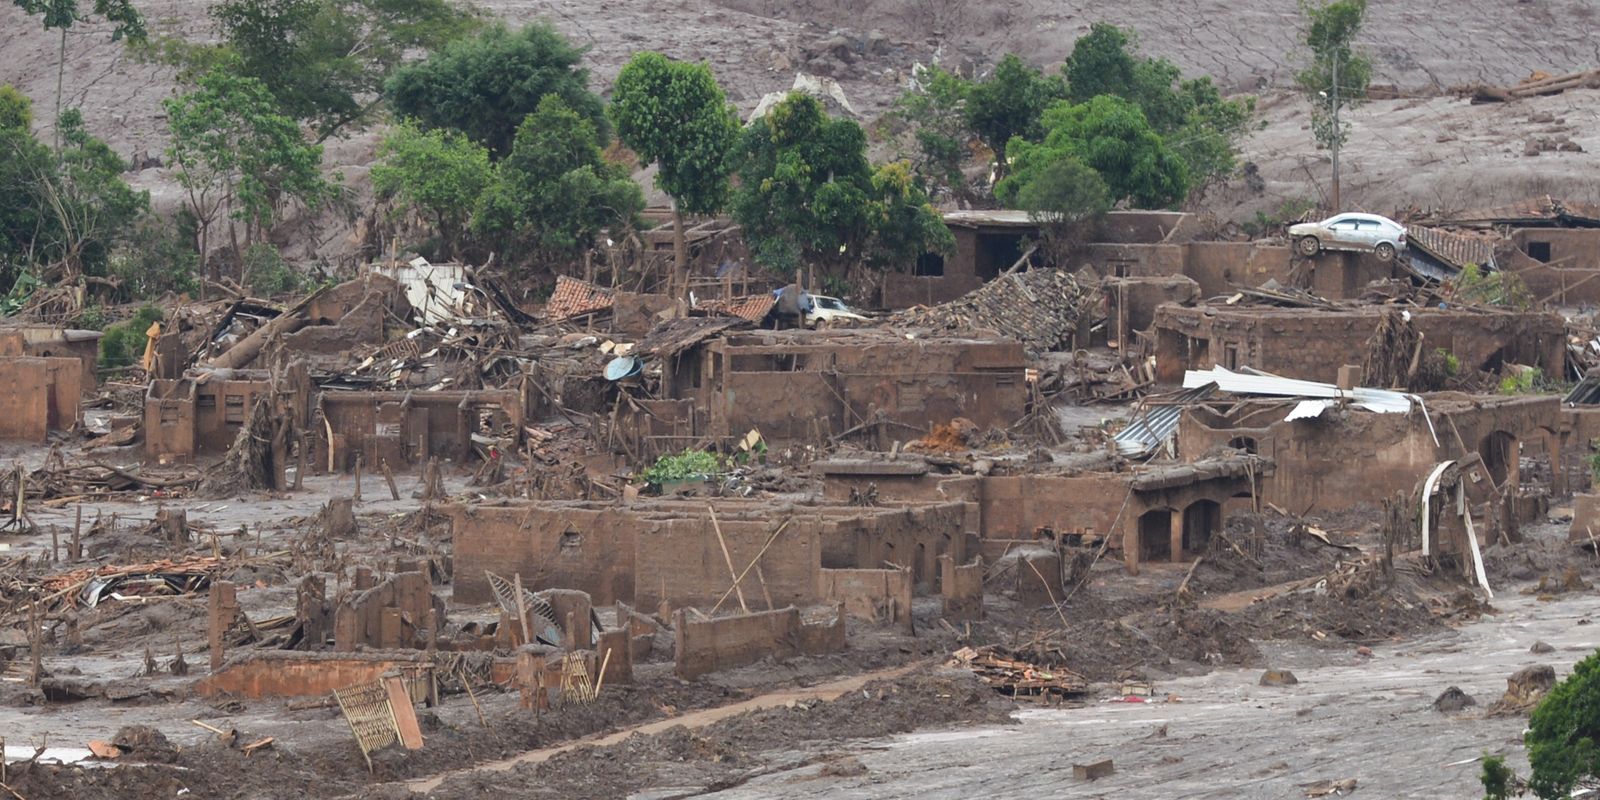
[12,0,145,147]
[1064,23,1254,189]
[372,121,492,260]
[999,95,1189,210]
[1296,0,1370,208]
[164,63,330,279]
[963,53,1066,179]
[386,22,606,159]
[609,52,739,295]
[886,64,975,203]
[203,0,475,139]
[731,93,949,280]
[472,95,642,267]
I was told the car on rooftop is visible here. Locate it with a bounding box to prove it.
[803,294,868,328]
[1288,212,1408,262]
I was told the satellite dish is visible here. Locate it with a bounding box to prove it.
[604,355,641,381]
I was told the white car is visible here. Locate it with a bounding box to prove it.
[1288,213,1408,262]
[804,295,868,328]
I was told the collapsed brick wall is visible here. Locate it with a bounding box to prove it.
[672,605,845,679]
[939,555,984,621]
[318,389,522,472]
[451,501,970,611]
[333,571,442,651]
[1153,306,1567,385]
[197,650,433,698]
[0,357,82,442]
[817,567,912,632]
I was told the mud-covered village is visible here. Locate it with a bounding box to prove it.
[4,0,1600,797]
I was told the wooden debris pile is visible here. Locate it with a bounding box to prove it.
[1467,68,1600,103]
[946,645,1089,700]
[888,268,1093,357]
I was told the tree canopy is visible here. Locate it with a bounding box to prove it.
[164,63,330,274]
[11,0,144,39]
[372,121,493,259]
[887,64,974,202]
[731,93,949,276]
[1064,23,1254,185]
[963,54,1067,176]
[386,22,607,159]
[472,95,642,264]
[1000,95,1189,210]
[1296,0,1370,150]
[610,52,739,288]
[204,0,476,138]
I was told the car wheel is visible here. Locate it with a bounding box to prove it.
[1374,242,1396,262]
[1297,235,1321,257]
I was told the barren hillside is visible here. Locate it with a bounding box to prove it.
[2,0,1598,237]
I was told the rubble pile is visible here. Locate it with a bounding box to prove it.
[888,268,1092,357]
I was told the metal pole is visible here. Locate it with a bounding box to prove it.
[1331,52,1341,211]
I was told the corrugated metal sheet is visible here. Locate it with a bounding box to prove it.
[1406,226,1495,270]
[1113,384,1217,458]
[545,275,614,320]
[1182,366,1415,415]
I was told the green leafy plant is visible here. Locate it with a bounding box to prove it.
[371,121,493,260]
[642,449,723,485]
[1449,263,1533,310]
[1498,367,1544,395]
[98,305,164,370]
[998,94,1189,210]
[1438,349,1461,377]
[241,242,303,295]
[1480,753,1516,800]
[1587,451,1600,485]
[386,22,607,159]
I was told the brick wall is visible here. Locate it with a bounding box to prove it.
[672,605,845,679]
[817,567,912,632]
[939,555,984,621]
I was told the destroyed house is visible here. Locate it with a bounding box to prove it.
[449,498,972,614]
[1152,305,1566,385]
[625,328,1027,453]
[315,387,526,471]
[815,455,1268,574]
[0,326,101,393]
[145,366,311,461]
[1177,393,1562,535]
[0,356,84,441]
[1445,197,1600,305]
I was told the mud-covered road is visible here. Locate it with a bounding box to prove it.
[689,590,1594,799]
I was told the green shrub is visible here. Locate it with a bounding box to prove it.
[642,449,722,485]
[1480,753,1514,800]
[106,218,201,300]
[1499,368,1544,395]
[99,305,164,370]
[242,243,304,296]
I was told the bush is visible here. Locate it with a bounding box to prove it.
[642,450,722,486]
[106,217,201,299]
[1498,368,1544,395]
[99,305,164,370]
[242,243,304,296]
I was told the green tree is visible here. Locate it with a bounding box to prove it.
[865,161,954,271]
[609,52,739,294]
[0,88,145,289]
[964,54,1067,179]
[371,121,492,259]
[1509,650,1600,797]
[32,108,149,282]
[197,0,475,139]
[1296,0,1370,206]
[1064,23,1254,188]
[730,92,874,274]
[12,0,145,148]
[1064,23,1136,105]
[1000,95,1189,210]
[1003,156,1110,262]
[472,95,642,266]
[886,64,974,202]
[164,62,330,279]
[386,22,606,159]
[731,94,949,280]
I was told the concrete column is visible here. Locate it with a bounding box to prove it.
[1170,507,1186,564]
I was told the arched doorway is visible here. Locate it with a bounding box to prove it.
[1182,500,1222,559]
[1479,431,1517,486]
[1138,509,1172,562]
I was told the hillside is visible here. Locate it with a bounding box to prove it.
[2,0,1598,255]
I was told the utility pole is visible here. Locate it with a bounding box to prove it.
[1330,52,1342,211]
